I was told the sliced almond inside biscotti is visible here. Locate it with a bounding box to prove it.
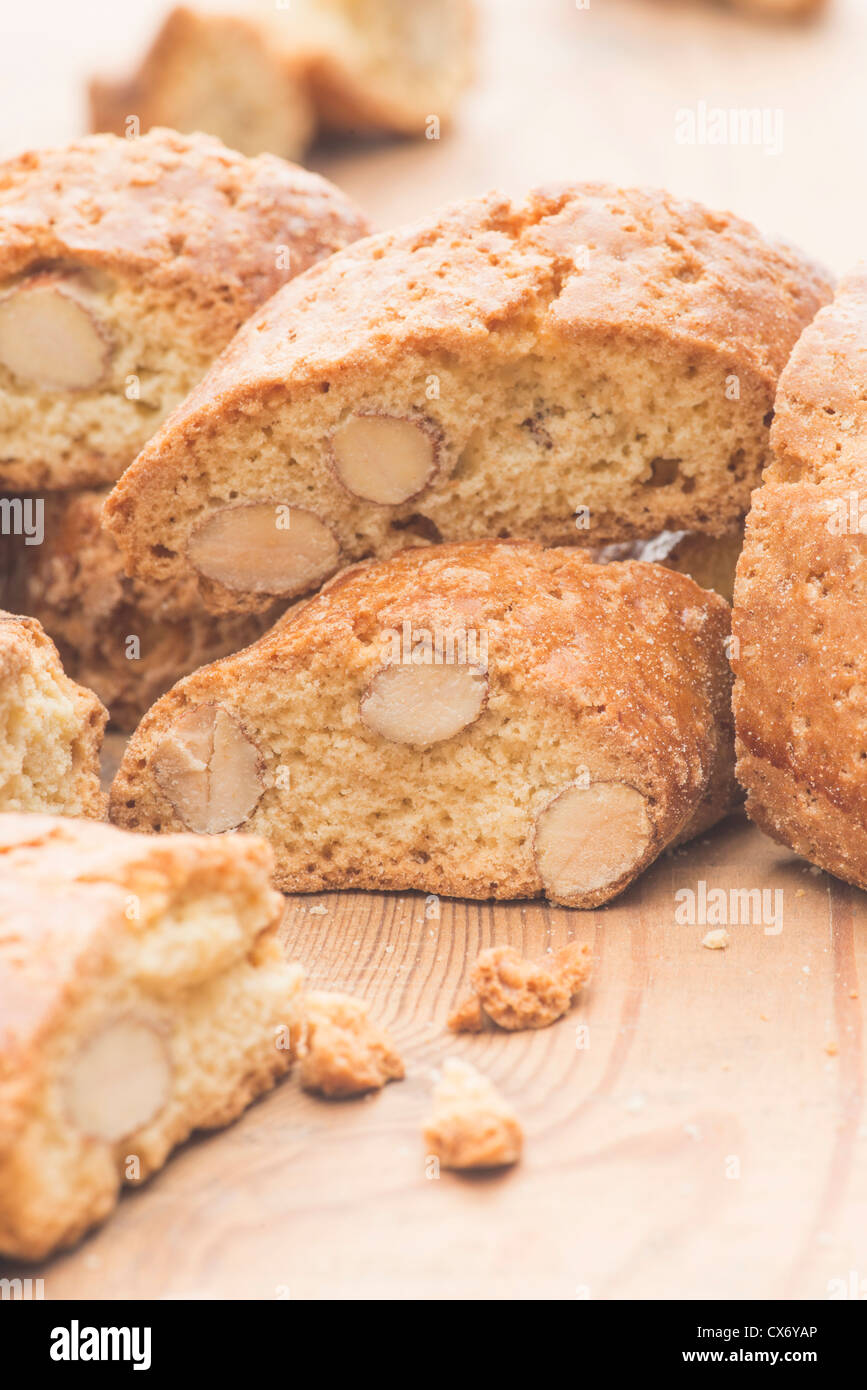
[187,502,340,600]
[108,541,736,910]
[0,277,111,391]
[0,127,369,492]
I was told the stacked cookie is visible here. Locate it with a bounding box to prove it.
[0,126,369,727]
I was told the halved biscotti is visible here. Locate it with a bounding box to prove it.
[732,268,867,889]
[89,2,475,159]
[0,814,302,1260]
[5,490,281,730]
[0,611,107,817]
[109,541,737,908]
[0,127,369,490]
[104,183,830,617]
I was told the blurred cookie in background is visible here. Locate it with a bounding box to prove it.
[89,1,477,162]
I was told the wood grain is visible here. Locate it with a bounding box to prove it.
[7,813,864,1301]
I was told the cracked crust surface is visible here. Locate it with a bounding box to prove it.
[733,268,867,888]
[0,126,369,489]
[104,182,830,615]
[109,540,737,908]
[294,990,404,1097]
[0,610,107,818]
[0,814,301,1260]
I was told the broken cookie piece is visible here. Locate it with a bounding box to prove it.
[0,814,302,1260]
[0,127,368,491]
[0,610,107,817]
[449,941,592,1032]
[423,1059,522,1170]
[294,991,404,1098]
[111,541,737,909]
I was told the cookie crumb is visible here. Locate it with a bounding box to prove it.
[702,928,729,950]
[447,994,485,1033]
[308,904,328,916]
[825,1041,839,1057]
[295,991,404,1098]
[423,1059,522,1170]
[449,941,592,1032]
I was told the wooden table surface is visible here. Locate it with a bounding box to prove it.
[3,0,867,1301]
[22,807,867,1301]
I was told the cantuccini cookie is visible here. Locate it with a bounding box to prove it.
[103,183,830,617]
[5,490,281,730]
[0,814,302,1260]
[732,269,867,889]
[109,541,737,909]
[0,127,369,490]
[90,2,475,160]
[0,611,106,818]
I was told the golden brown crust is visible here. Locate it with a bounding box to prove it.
[109,540,737,907]
[733,269,867,887]
[0,610,107,817]
[6,490,280,729]
[449,942,592,1032]
[104,182,830,604]
[0,126,367,312]
[113,182,828,451]
[294,990,404,1097]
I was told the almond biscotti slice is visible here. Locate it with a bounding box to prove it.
[732,269,867,889]
[0,127,369,491]
[109,541,737,908]
[0,814,302,1260]
[0,612,107,817]
[89,2,475,159]
[5,490,281,730]
[103,183,830,618]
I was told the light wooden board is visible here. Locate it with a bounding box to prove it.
[15,812,866,1301]
[2,0,867,1302]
